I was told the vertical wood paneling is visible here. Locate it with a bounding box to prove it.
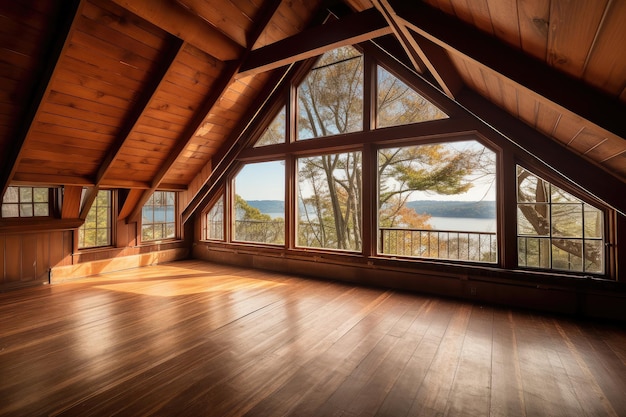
[486,0,521,48]
[4,235,21,283]
[583,0,626,96]
[547,0,607,78]
[21,234,38,281]
[517,0,550,60]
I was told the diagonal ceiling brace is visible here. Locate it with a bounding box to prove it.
[371,0,463,99]
[79,37,185,220]
[126,0,285,224]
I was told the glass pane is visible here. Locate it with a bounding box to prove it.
[33,188,48,202]
[20,203,33,217]
[517,204,549,236]
[142,225,153,241]
[297,151,362,251]
[20,187,33,202]
[297,46,363,140]
[551,203,582,238]
[206,198,224,240]
[166,192,175,205]
[517,237,550,268]
[142,207,154,223]
[552,239,583,271]
[517,167,549,203]
[377,66,447,128]
[96,229,109,246]
[584,240,603,273]
[96,207,109,227]
[3,187,18,203]
[154,225,164,240]
[233,161,285,244]
[2,204,18,217]
[84,229,96,248]
[551,184,580,203]
[34,203,49,217]
[166,223,175,238]
[165,207,175,222]
[584,204,603,238]
[254,106,286,147]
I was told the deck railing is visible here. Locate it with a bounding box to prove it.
[380,227,497,262]
[223,221,497,263]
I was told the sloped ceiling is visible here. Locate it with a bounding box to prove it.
[1,0,624,221]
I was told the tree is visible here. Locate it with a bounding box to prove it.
[235,194,284,244]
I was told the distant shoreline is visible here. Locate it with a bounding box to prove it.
[246,199,496,219]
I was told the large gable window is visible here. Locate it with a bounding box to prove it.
[517,166,604,273]
[297,46,363,140]
[142,191,176,242]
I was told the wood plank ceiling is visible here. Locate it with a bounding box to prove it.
[1,0,625,220]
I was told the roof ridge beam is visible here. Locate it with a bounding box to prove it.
[238,8,392,77]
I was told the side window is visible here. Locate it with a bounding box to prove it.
[517,166,604,274]
[142,191,176,242]
[78,190,112,249]
[1,186,50,218]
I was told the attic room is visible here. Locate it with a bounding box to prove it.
[1,0,625,415]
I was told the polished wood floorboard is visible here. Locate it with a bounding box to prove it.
[1,260,625,416]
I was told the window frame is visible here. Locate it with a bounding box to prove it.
[77,189,114,250]
[515,164,608,275]
[141,191,178,243]
[1,186,55,219]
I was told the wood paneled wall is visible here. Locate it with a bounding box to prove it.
[0,230,72,289]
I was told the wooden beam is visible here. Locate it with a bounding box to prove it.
[77,38,185,221]
[61,186,83,219]
[238,8,392,77]
[94,38,184,188]
[0,0,82,198]
[110,0,242,61]
[391,0,626,141]
[127,0,285,224]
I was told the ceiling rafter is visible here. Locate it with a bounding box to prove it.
[0,0,83,199]
[78,37,185,220]
[127,0,286,224]
[110,0,242,61]
[391,0,626,141]
[238,8,392,77]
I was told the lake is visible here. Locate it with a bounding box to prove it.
[266,213,496,233]
[428,217,496,233]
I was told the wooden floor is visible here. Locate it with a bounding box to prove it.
[1,260,625,416]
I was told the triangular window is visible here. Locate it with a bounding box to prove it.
[253,106,286,147]
[377,66,448,128]
[297,46,364,140]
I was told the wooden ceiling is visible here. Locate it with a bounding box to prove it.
[1,0,625,219]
